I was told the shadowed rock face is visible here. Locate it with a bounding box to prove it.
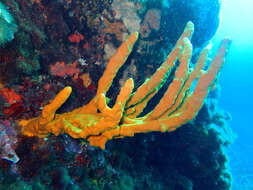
[159,0,221,47]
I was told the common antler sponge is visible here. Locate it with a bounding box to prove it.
[19,22,231,149]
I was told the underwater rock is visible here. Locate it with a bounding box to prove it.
[0,0,232,189]
[112,0,141,34]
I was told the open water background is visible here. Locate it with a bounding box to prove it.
[213,0,253,189]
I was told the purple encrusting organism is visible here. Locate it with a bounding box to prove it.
[62,134,83,154]
[0,120,19,163]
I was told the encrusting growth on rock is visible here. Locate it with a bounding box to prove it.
[19,21,231,149]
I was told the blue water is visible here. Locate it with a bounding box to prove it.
[212,0,253,189]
